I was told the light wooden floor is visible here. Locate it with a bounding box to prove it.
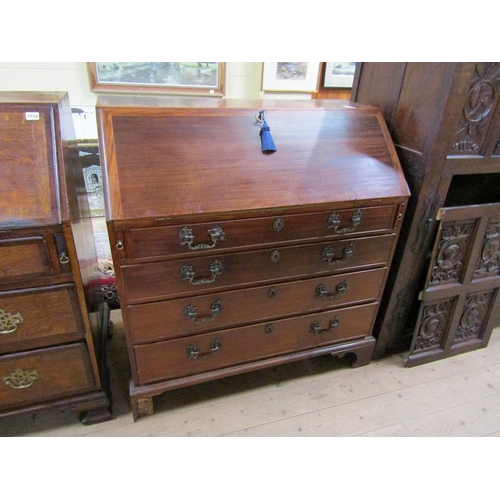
[2,309,500,437]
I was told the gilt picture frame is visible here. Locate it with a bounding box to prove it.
[261,62,321,92]
[87,62,225,96]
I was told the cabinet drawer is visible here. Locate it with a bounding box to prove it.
[0,285,84,354]
[128,206,396,260]
[0,343,95,410]
[122,234,394,303]
[0,236,54,284]
[134,302,378,385]
[128,268,386,343]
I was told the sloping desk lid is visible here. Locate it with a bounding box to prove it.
[0,93,72,227]
[96,97,409,221]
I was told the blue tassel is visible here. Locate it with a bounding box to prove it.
[257,110,277,153]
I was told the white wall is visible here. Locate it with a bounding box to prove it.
[0,62,317,103]
[0,62,96,105]
[0,62,314,138]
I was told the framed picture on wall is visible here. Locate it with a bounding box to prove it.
[261,62,321,92]
[87,62,225,96]
[323,62,357,88]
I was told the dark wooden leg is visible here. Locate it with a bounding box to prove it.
[334,339,376,368]
[349,351,371,368]
[132,396,154,421]
[349,342,376,368]
[79,405,113,425]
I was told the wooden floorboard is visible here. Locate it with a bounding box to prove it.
[1,310,499,437]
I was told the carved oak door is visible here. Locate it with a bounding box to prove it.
[407,203,500,367]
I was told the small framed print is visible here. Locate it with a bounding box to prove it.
[323,62,357,88]
[261,62,321,92]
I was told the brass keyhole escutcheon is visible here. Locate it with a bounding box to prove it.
[270,250,280,263]
[273,218,284,232]
[268,287,278,298]
[264,323,274,334]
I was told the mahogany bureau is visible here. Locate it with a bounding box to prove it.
[96,97,410,420]
[0,92,111,425]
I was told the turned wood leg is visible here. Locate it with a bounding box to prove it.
[132,396,155,421]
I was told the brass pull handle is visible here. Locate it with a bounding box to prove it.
[180,259,223,285]
[116,240,124,251]
[321,242,354,265]
[315,280,348,300]
[179,225,225,251]
[0,309,24,334]
[309,317,340,336]
[184,300,222,324]
[59,252,70,264]
[327,209,362,233]
[4,368,39,389]
[186,339,222,360]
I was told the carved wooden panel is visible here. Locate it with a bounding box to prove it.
[454,290,495,345]
[450,63,500,155]
[407,203,500,367]
[474,218,500,278]
[412,298,455,353]
[430,220,476,285]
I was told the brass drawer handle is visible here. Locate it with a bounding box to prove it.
[184,300,222,324]
[315,280,348,300]
[180,259,223,285]
[321,242,354,265]
[309,317,340,336]
[179,225,225,251]
[4,368,39,389]
[186,339,222,360]
[327,209,362,233]
[59,252,70,264]
[0,309,24,334]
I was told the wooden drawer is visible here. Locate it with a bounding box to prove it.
[127,206,397,260]
[0,236,54,284]
[0,343,95,410]
[128,268,386,343]
[0,230,71,287]
[134,302,378,385]
[122,234,394,303]
[0,284,84,354]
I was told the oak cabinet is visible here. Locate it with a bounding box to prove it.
[0,92,111,424]
[352,62,500,364]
